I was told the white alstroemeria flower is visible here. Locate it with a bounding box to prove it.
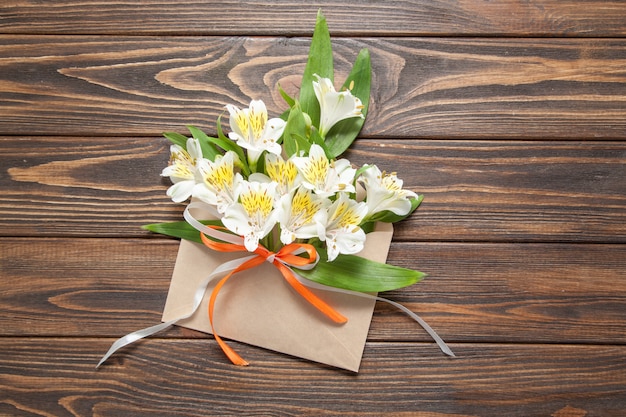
[193,151,240,213]
[222,180,279,252]
[291,144,356,198]
[226,99,286,166]
[313,74,364,137]
[264,153,302,196]
[277,186,330,245]
[247,153,301,197]
[360,164,418,216]
[161,137,204,203]
[315,192,368,262]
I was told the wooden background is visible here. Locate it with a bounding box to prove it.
[1,1,625,416]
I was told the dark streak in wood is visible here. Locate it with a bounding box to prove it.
[1,1,625,37]
[1,339,624,416]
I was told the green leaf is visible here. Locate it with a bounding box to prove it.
[325,48,371,158]
[186,125,221,161]
[297,249,425,293]
[300,9,333,128]
[278,83,296,107]
[203,120,241,156]
[282,101,311,157]
[214,118,249,173]
[142,220,222,243]
[163,131,188,148]
[309,127,333,159]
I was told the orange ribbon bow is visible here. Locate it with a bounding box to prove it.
[200,230,348,366]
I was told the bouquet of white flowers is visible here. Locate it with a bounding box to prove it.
[98,10,453,370]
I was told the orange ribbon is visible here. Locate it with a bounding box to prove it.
[200,230,348,366]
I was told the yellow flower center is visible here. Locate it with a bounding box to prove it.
[290,189,322,226]
[267,158,298,190]
[330,200,361,228]
[248,106,267,141]
[380,171,402,192]
[302,154,329,188]
[240,188,274,218]
[169,150,195,179]
[233,110,250,138]
[203,161,234,192]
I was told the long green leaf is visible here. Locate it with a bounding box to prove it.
[142,220,221,243]
[190,123,236,156]
[325,48,371,158]
[163,131,188,148]
[214,117,250,176]
[282,101,311,157]
[297,249,425,293]
[300,10,333,128]
[278,83,296,107]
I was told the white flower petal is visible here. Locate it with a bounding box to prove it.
[313,74,364,137]
[186,137,203,159]
[361,164,419,216]
[277,187,328,245]
[193,152,239,212]
[166,180,196,203]
[291,144,356,197]
[222,205,253,237]
[221,180,279,252]
[226,100,286,162]
[326,227,366,262]
[316,193,367,261]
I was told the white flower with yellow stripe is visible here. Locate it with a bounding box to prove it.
[161,137,204,203]
[313,74,364,138]
[226,100,286,167]
[291,144,356,198]
[259,153,302,196]
[194,151,240,213]
[277,186,330,245]
[360,164,418,217]
[315,192,368,262]
[222,180,279,252]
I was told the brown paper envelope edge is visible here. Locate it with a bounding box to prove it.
[162,222,394,372]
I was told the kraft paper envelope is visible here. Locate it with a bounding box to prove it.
[162,220,393,372]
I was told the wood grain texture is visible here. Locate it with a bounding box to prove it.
[1,0,625,36]
[1,339,625,416]
[1,36,625,138]
[2,137,624,242]
[2,238,625,344]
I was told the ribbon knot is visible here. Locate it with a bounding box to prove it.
[199,231,347,366]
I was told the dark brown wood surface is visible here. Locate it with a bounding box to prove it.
[1,1,625,416]
[2,1,626,36]
[1,36,625,138]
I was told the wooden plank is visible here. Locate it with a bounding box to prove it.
[1,338,625,416]
[1,1,625,37]
[2,238,625,344]
[2,137,625,242]
[1,36,625,139]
